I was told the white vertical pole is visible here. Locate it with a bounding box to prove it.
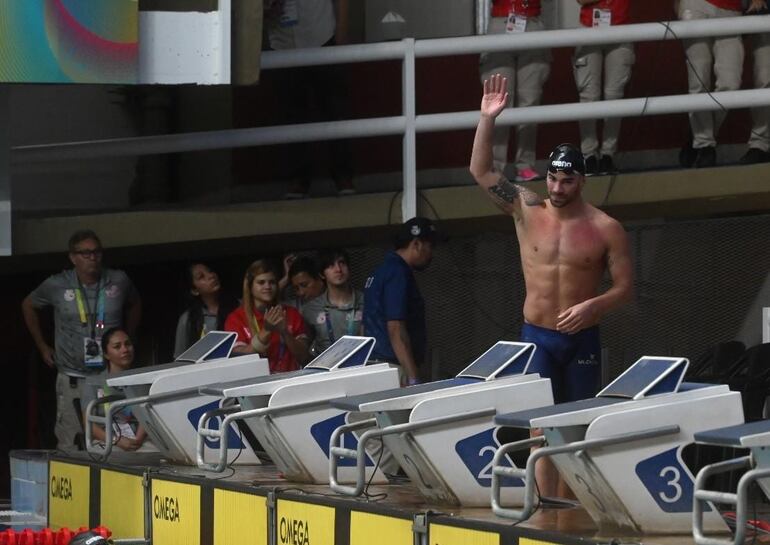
[401,38,417,222]
[763,308,770,344]
[218,0,232,84]
[0,87,10,256]
[476,0,490,35]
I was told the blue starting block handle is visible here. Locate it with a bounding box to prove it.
[196,397,337,472]
[329,407,498,497]
[491,424,681,522]
[693,456,769,545]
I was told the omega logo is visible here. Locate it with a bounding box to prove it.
[279,517,310,545]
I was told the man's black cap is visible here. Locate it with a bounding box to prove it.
[395,217,440,245]
[547,143,586,176]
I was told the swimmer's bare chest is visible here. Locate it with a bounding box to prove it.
[514,209,608,320]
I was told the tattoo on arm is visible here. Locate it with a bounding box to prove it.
[487,176,543,209]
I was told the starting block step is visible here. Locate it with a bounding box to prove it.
[329,342,555,506]
[492,355,744,535]
[196,336,400,484]
[694,420,770,448]
[85,332,269,465]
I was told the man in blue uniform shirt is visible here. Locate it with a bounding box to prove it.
[363,217,438,386]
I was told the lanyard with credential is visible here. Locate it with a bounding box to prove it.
[75,280,105,339]
[323,292,359,344]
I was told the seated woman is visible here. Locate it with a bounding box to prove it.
[225,259,310,373]
[80,328,151,452]
[174,262,237,358]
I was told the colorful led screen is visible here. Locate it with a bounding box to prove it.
[0,0,138,83]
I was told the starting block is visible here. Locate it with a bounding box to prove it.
[328,342,554,506]
[491,356,744,535]
[85,332,269,465]
[196,336,400,484]
[693,420,770,545]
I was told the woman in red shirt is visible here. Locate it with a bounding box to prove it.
[225,259,310,373]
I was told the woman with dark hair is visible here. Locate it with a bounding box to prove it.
[224,259,310,372]
[80,328,151,451]
[174,262,237,358]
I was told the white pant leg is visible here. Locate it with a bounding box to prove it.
[574,45,603,157]
[680,0,742,148]
[513,17,551,170]
[600,43,635,156]
[681,0,714,148]
[480,17,517,172]
[684,37,716,148]
[749,33,770,151]
[55,373,84,452]
[711,33,744,139]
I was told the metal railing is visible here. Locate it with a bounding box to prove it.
[12,15,770,220]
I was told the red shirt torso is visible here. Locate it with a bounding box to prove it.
[492,0,542,18]
[224,305,306,373]
[580,0,631,26]
[704,0,742,11]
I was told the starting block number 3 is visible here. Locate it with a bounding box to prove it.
[635,448,703,513]
[658,466,683,503]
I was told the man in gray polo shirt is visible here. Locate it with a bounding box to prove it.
[302,248,363,356]
[21,230,142,451]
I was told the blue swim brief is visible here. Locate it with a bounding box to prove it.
[521,323,601,403]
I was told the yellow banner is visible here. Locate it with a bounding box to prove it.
[429,523,499,545]
[276,499,335,545]
[48,461,90,531]
[100,470,144,540]
[520,539,557,545]
[349,511,412,545]
[151,480,200,545]
[214,489,268,545]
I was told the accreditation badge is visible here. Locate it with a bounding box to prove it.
[83,336,104,368]
[593,9,612,28]
[506,11,527,33]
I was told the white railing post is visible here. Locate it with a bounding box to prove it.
[401,37,417,222]
[217,0,232,84]
[476,0,490,35]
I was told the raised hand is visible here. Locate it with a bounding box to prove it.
[481,73,509,119]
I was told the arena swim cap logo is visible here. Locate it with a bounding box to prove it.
[153,495,180,522]
[50,475,73,500]
[279,517,310,545]
[551,160,572,168]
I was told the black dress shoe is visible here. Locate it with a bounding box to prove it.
[739,147,770,164]
[584,155,599,177]
[598,155,617,175]
[693,146,716,168]
[680,142,697,168]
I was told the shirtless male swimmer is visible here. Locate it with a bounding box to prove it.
[470,73,634,497]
